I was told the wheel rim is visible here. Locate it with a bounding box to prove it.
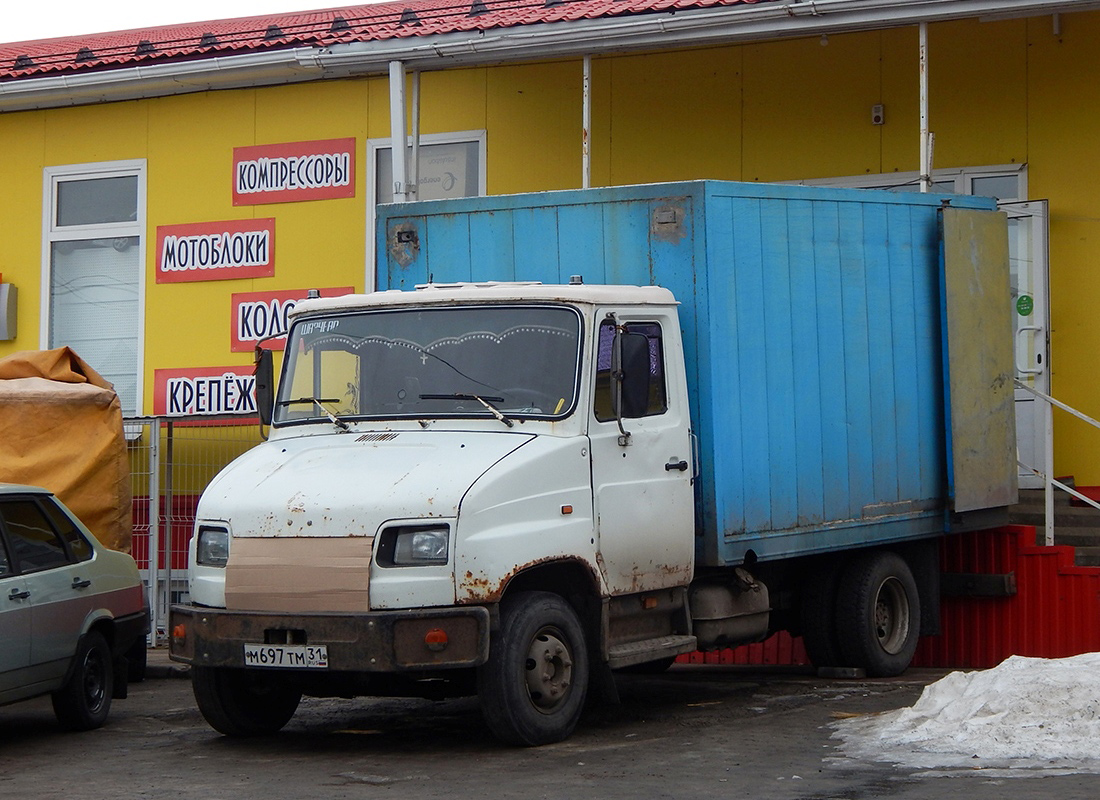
[873,577,911,655]
[83,647,108,713]
[523,626,574,713]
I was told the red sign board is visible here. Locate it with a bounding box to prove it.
[154,366,257,417]
[156,218,275,283]
[231,287,355,352]
[233,138,356,205]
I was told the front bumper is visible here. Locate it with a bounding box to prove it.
[168,604,490,672]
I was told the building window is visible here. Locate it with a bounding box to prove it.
[798,164,1025,202]
[366,131,487,289]
[43,161,145,415]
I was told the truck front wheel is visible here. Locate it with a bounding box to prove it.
[192,666,301,737]
[478,591,589,746]
[835,551,920,677]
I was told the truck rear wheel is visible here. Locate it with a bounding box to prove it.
[835,551,920,677]
[192,666,301,737]
[478,591,589,746]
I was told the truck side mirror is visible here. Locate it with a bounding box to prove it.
[254,347,274,427]
[613,331,651,420]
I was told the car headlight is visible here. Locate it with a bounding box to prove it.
[195,526,230,567]
[378,525,450,566]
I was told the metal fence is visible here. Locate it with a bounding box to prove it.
[126,415,261,641]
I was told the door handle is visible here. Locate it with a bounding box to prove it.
[8,588,30,600]
[665,459,689,472]
[1016,325,1043,375]
[72,577,92,589]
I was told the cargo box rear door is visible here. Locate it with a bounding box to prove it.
[940,206,1018,514]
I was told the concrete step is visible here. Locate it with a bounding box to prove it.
[1074,547,1100,568]
[1009,492,1100,525]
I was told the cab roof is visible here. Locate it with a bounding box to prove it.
[289,282,678,318]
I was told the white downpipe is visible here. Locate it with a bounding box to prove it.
[389,60,409,203]
[1044,398,1055,545]
[919,22,930,192]
[582,55,592,189]
[410,70,421,201]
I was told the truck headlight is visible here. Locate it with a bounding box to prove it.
[378,525,450,566]
[195,526,230,567]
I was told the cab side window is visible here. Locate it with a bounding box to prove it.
[0,500,71,573]
[594,319,668,422]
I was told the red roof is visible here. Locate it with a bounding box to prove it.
[0,0,764,81]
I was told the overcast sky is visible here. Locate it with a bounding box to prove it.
[3,1,374,44]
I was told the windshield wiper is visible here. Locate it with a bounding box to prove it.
[419,393,514,428]
[278,396,351,430]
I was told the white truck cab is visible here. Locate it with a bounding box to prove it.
[173,281,708,745]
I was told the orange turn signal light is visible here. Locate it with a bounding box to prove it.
[424,628,448,652]
[172,624,187,642]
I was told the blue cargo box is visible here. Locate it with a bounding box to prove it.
[376,180,1016,568]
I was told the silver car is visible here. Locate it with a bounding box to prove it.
[0,483,148,730]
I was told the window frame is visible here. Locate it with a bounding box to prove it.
[40,160,147,415]
[276,302,583,426]
[593,317,669,423]
[0,495,86,576]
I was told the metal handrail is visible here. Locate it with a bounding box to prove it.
[1014,378,1100,545]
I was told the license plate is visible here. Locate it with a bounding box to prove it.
[243,644,329,669]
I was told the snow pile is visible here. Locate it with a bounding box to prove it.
[832,653,1100,774]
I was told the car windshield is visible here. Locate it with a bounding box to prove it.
[275,304,582,425]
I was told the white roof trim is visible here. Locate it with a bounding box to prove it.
[2,0,1097,112]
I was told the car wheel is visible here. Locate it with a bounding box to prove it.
[52,630,113,731]
[477,591,589,746]
[192,666,301,737]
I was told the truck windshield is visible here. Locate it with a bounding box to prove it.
[275,305,582,425]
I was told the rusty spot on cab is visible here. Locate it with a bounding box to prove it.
[458,557,574,604]
[389,221,420,269]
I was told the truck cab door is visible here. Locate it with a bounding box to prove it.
[589,310,695,595]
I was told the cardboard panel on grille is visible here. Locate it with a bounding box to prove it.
[224,535,374,612]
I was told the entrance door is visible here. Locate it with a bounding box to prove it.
[1000,200,1050,489]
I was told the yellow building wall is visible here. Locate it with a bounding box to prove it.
[1026,11,1100,484]
[2,10,1099,480]
[0,111,45,343]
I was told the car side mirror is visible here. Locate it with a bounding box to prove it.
[618,332,651,418]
